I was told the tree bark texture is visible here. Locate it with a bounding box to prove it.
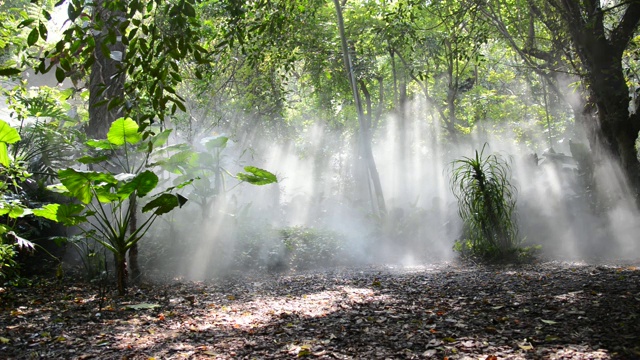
[88,0,126,139]
[548,0,640,195]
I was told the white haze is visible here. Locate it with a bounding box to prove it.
[143,97,640,280]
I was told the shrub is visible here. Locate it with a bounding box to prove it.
[450,145,520,261]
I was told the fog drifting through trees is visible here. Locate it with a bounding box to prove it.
[142,95,640,281]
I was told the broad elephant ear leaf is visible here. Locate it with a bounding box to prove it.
[0,120,21,144]
[107,117,141,146]
[142,193,188,215]
[202,136,228,151]
[58,168,118,204]
[0,120,21,167]
[33,203,87,226]
[236,166,277,185]
[118,170,159,198]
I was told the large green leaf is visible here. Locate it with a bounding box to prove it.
[0,121,20,144]
[151,129,172,147]
[58,168,118,204]
[203,136,228,151]
[96,190,120,203]
[142,193,187,215]
[107,118,141,146]
[0,142,9,168]
[117,170,159,198]
[236,166,277,185]
[33,203,87,226]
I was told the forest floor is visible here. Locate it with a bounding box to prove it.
[1,260,640,359]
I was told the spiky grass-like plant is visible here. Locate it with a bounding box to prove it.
[450,145,519,260]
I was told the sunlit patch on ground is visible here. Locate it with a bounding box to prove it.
[1,262,638,359]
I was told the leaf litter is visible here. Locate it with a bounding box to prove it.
[1,261,639,359]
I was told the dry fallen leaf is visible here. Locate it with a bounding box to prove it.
[518,341,534,351]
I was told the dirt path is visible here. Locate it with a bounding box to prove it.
[1,261,639,359]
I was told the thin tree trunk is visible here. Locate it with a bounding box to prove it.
[115,253,127,296]
[128,195,140,283]
[333,0,386,216]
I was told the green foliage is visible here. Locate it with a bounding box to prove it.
[0,242,18,281]
[0,118,69,283]
[151,135,277,220]
[278,226,344,271]
[0,119,20,167]
[450,144,520,261]
[64,235,108,282]
[42,118,187,295]
[235,225,345,273]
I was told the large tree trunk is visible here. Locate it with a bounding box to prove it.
[549,0,640,196]
[88,0,126,139]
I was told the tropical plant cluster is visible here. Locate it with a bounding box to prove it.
[450,145,519,260]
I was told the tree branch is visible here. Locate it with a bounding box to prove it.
[612,1,640,53]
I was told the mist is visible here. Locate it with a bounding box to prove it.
[141,96,640,281]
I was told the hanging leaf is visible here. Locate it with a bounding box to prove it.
[182,1,196,17]
[38,22,48,41]
[0,68,22,76]
[236,166,277,185]
[27,27,39,46]
[142,193,187,215]
[55,67,65,83]
[107,118,141,145]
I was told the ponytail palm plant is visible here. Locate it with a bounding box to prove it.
[449,145,520,260]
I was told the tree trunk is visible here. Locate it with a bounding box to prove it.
[333,0,387,216]
[88,0,126,139]
[548,0,640,196]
